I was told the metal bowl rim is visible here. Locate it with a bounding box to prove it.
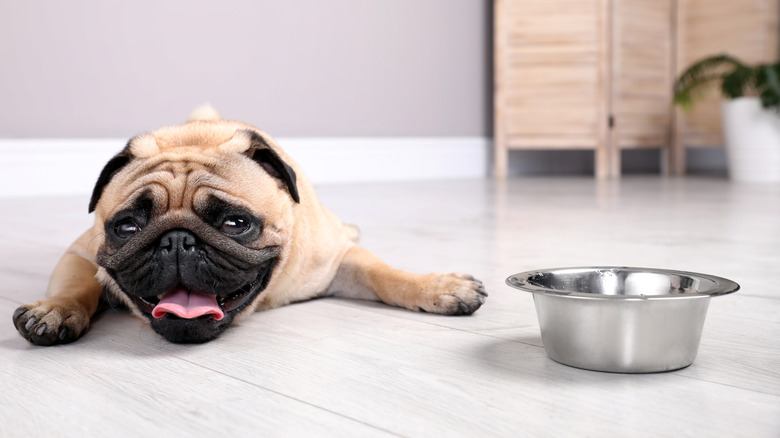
[506,266,740,301]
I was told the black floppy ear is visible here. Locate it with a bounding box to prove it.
[88,149,133,213]
[245,131,300,203]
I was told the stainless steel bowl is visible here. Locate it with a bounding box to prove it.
[507,267,739,373]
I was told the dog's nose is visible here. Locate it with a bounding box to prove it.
[159,230,197,254]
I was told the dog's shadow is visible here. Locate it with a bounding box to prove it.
[468,334,549,373]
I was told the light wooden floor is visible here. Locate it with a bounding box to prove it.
[1,177,778,437]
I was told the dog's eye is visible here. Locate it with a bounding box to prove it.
[220,216,251,235]
[114,219,141,239]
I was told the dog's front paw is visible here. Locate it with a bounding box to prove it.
[12,299,89,346]
[418,273,487,315]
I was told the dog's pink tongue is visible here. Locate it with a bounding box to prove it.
[152,288,224,320]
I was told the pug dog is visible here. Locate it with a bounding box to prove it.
[12,107,487,345]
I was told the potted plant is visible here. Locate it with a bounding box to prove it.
[674,55,780,182]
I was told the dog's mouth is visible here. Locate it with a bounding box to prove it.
[130,257,276,322]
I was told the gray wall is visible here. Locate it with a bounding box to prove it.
[0,0,490,138]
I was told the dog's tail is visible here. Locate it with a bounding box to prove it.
[188,104,222,122]
[344,224,361,243]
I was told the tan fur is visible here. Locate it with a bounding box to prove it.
[13,111,486,345]
[187,104,222,122]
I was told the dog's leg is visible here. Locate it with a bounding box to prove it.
[13,231,103,345]
[328,246,487,315]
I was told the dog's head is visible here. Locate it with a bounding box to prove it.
[90,114,300,343]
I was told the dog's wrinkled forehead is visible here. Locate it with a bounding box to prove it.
[89,122,300,214]
[129,123,254,157]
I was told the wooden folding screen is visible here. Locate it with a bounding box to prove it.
[610,0,675,176]
[494,0,610,178]
[672,0,779,174]
[494,0,779,178]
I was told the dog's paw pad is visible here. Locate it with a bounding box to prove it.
[12,301,88,346]
[420,273,487,316]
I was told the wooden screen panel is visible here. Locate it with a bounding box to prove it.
[612,0,675,149]
[498,0,606,149]
[677,0,780,148]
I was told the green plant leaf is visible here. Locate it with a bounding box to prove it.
[758,64,780,113]
[673,54,745,108]
[722,65,757,99]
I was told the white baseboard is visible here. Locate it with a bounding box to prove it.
[0,137,489,198]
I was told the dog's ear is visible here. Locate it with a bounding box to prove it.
[89,145,134,213]
[245,131,300,204]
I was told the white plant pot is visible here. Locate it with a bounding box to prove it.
[721,97,780,182]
